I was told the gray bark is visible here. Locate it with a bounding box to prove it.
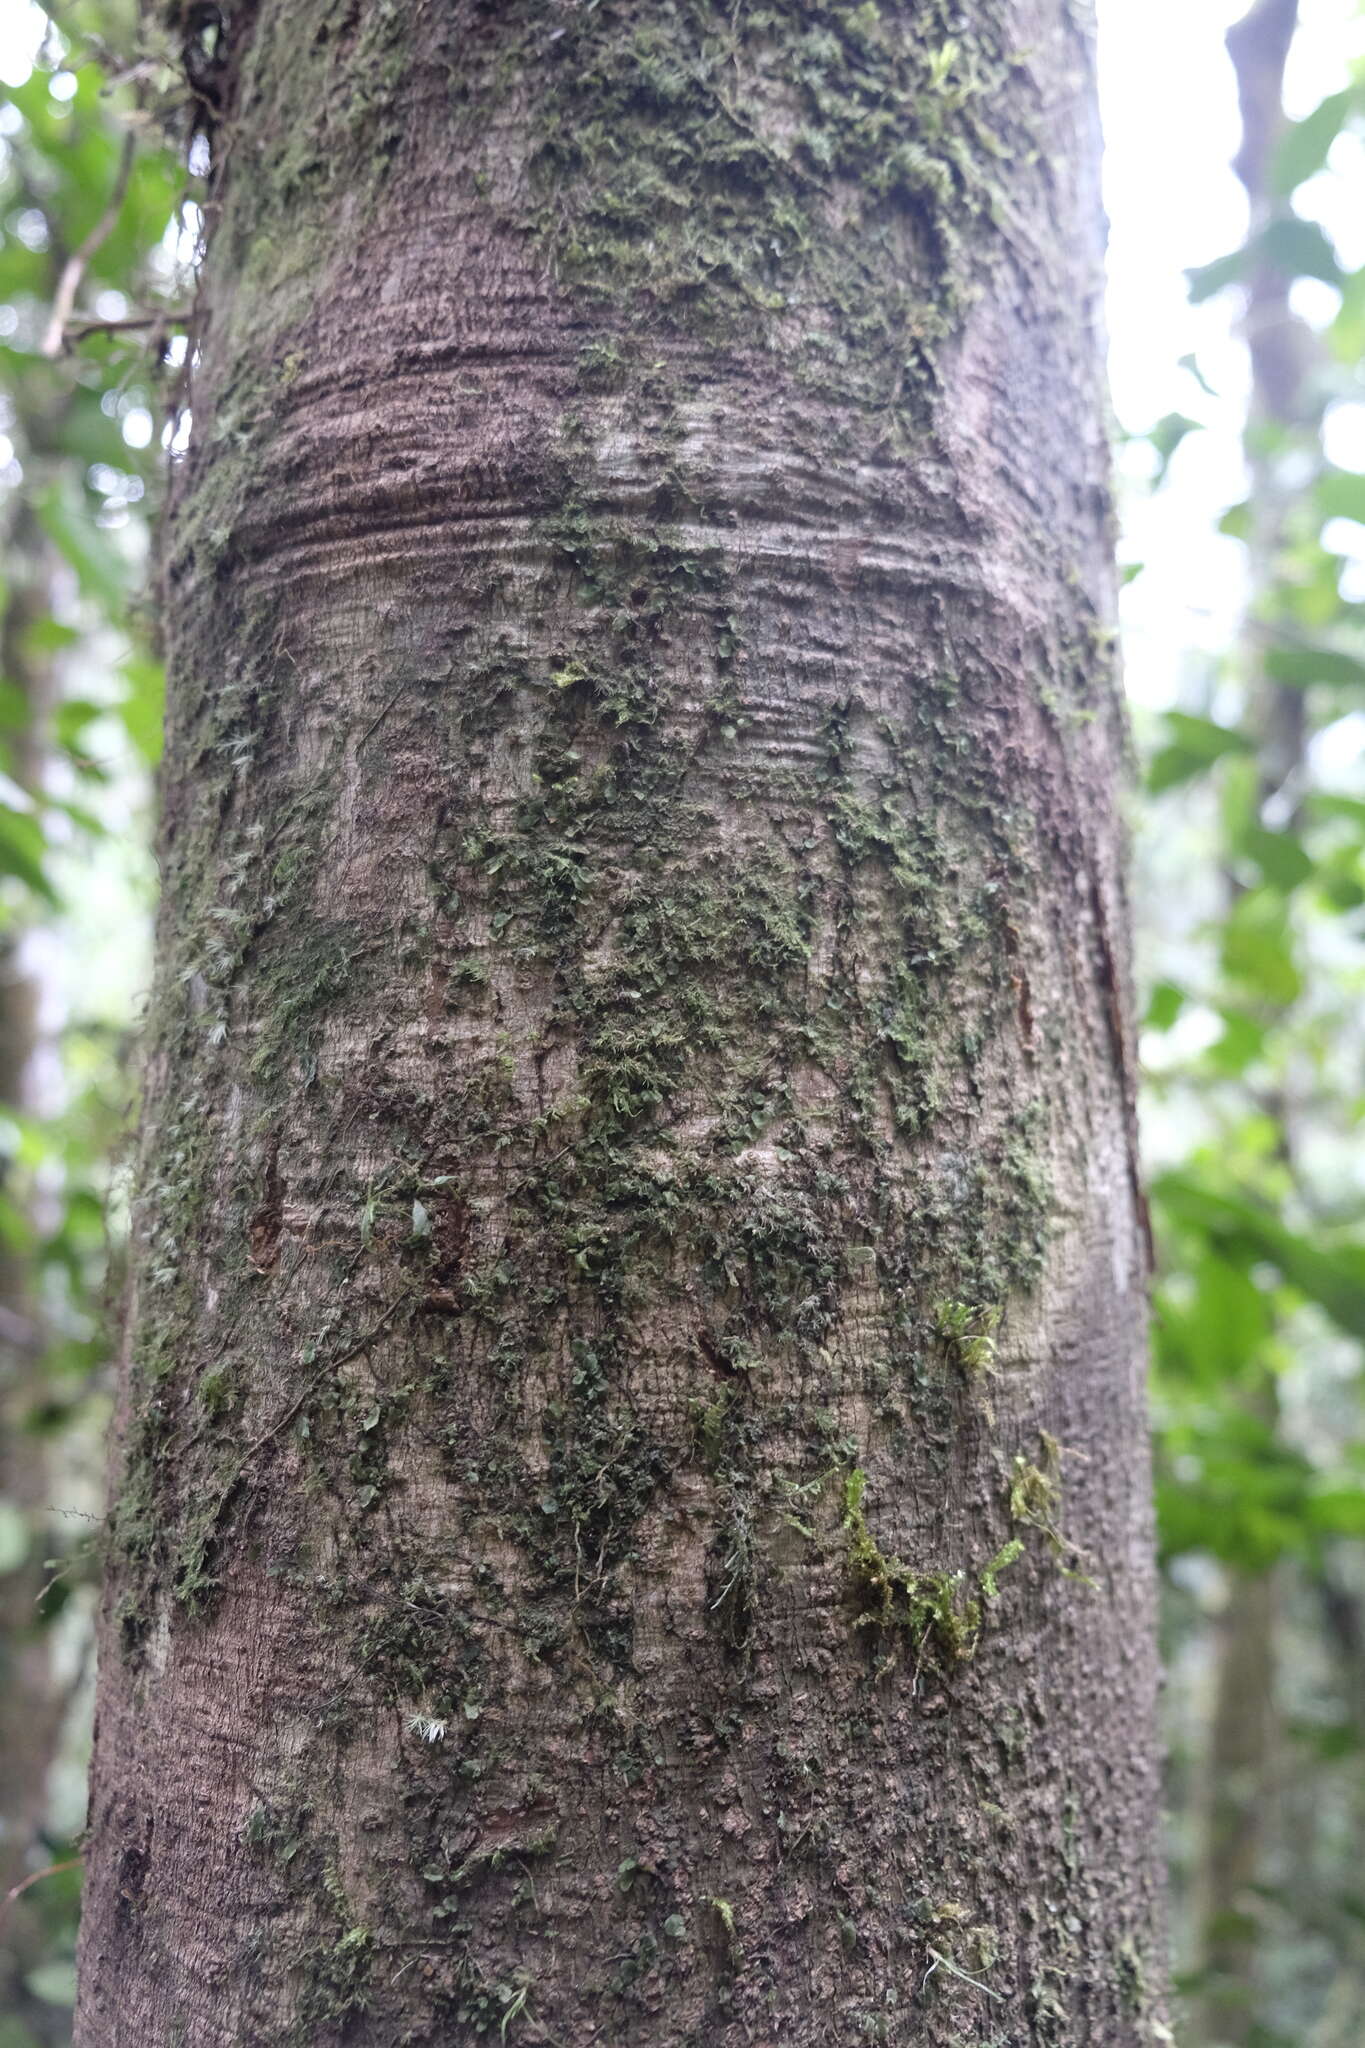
[78,4,1165,2042]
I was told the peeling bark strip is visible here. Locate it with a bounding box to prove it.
[78,4,1165,2043]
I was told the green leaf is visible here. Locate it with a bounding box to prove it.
[33,479,129,618]
[1148,411,1204,486]
[1318,466,1365,527]
[20,619,79,658]
[1311,793,1365,830]
[1187,217,1343,303]
[1147,712,1252,795]
[1157,1251,1271,1388]
[1307,1487,1365,1537]
[1206,1008,1267,1076]
[1220,894,1301,1004]
[1144,979,1185,1032]
[1321,868,1365,913]
[1273,89,1351,195]
[24,1961,77,2008]
[1188,248,1249,304]
[1156,1427,1314,1569]
[0,805,59,907]
[1178,352,1219,399]
[1154,1173,1365,1341]
[54,698,106,754]
[116,656,165,765]
[1238,824,1313,893]
[1259,215,1343,287]
[1265,639,1365,691]
[1330,263,1365,364]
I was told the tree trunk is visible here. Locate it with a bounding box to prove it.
[0,499,74,2034]
[77,4,1165,2042]
[1196,5,1303,2037]
[1199,1564,1279,2046]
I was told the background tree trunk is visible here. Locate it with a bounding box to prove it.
[1197,5,1303,2038]
[1199,1561,1279,2046]
[77,3,1166,2042]
[0,495,74,2038]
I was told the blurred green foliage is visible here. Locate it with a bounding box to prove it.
[0,4,188,2037]
[1139,20,1365,2044]
[1145,86,1365,1560]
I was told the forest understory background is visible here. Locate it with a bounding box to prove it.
[1,1,1364,2043]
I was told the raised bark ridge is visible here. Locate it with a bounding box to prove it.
[78,4,1166,2043]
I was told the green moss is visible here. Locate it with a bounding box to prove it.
[424,1824,558,1907]
[247,923,356,1085]
[933,1299,1001,1377]
[1114,1934,1149,2021]
[1009,1434,1095,1585]
[244,1800,311,1868]
[538,1339,671,1604]
[496,0,1026,417]
[241,1798,381,2036]
[842,1467,1021,1669]
[353,1575,480,1709]
[193,0,409,348]
[576,336,627,390]
[297,1924,373,2030]
[196,1362,235,1418]
[445,1958,536,2040]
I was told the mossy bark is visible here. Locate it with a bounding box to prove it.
[78,4,1165,2042]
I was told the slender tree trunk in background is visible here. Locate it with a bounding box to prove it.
[1197,5,1302,2038]
[77,4,1165,2042]
[0,504,69,2033]
[0,993,58,2027]
[1199,1563,1279,2047]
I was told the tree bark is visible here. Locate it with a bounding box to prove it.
[78,3,1165,2042]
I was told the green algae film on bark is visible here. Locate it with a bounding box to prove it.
[78,3,1166,2043]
